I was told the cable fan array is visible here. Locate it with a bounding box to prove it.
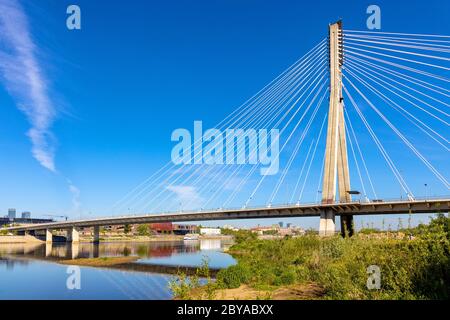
[109,29,449,217]
[342,29,449,200]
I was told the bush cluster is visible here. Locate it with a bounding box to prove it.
[224,214,450,299]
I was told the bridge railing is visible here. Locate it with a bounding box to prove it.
[78,194,449,222]
[16,195,447,225]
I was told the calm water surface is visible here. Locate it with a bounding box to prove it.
[0,240,235,300]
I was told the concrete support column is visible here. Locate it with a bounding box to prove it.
[93,243,100,258]
[93,226,100,244]
[67,227,80,243]
[67,243,80,259]
[340,215,354,237]
[319,209,335,236]
[45,229,53,243]
[45,242,52,257]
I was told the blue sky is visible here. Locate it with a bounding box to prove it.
[0,0,448,229]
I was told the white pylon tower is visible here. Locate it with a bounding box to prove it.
[320,20,354,236]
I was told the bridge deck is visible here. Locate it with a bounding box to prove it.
[1,198,449,232]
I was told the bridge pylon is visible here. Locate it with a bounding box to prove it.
[320,20,354,237]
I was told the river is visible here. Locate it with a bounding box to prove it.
[0,239,236,300]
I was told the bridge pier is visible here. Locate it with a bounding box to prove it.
[340,215,354,237]
[67,227,80,243]
[67,242,80,259]
[45,229,53,243]
[45,242,52,257]
[319,209,335,236]
[93,226,100,244]
[93,243,100,258]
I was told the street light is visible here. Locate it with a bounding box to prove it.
[347,190,361,202]
[424,183,428,200]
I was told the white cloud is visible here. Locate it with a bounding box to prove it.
[166,185,204,210]
[0,1,82,216]
[67,179,81,214]
[0,0,56,172]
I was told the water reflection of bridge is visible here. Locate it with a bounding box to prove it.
[0,241,228,276]
[0,241,212,259]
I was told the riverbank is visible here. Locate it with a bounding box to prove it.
[0,235,43,244]
[189,283,325,300]
[172,214,450,300]
[59,256,139,267]
[56,256,224,277]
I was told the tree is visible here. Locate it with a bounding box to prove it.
[124,224,132,234]
[137,224,149,236]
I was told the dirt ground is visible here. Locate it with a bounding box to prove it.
[191,283,325,300]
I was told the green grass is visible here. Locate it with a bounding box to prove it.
[218,214,449,299]
[168,215,449,299]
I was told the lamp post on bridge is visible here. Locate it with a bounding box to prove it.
[347,190,361,202]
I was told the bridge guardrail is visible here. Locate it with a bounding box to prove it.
[3,195,447,226]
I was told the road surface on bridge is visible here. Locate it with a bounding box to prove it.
[2,198,448,232]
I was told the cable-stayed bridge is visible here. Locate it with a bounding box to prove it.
[2,21,449,240]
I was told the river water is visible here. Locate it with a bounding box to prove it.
[0,240,235,300]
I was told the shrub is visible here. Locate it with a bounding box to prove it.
[137,224,149,236]
[170,214,450,299]
[168,272,199,300]
[217,264,252,289]
[234,230,257,244]
[226,214,450,299]
[277,268,297,285]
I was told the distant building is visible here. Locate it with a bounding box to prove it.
[251,226,277,235]
[8,209,16,220]
[278,228,292,236]
[250,224,305,236]
[173,224,197,235]
[149,222,173,234]
[0,217,53,226]
[148,223,197,235]
[21,211,31,219]
[200,228,221,236]
[223,224,239,231]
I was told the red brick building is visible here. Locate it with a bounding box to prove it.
[149,222,173,233]
[149,223,197,235]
